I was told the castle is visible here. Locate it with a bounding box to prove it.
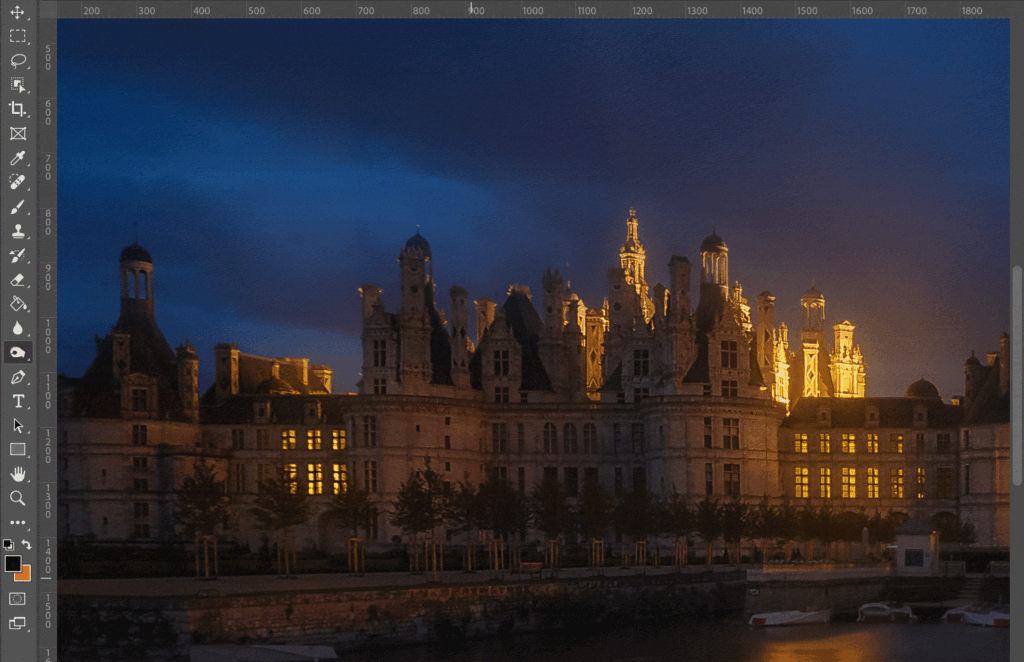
[57,211,1009,551]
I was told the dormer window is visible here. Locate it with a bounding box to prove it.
[131,388,148,412]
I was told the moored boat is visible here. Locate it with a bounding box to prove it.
[942,604,1010,627]
[857,601,917,623]
[748,608,831,627]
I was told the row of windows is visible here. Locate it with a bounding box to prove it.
[219,417,380,451]
[793,466,955,499]
[792,432,953,455]
[704,462,741,497]
[235,461,378,495]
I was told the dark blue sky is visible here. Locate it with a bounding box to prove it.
[58,19,1009,400]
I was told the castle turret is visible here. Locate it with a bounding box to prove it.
[176,340,199,422]
[450,285,471,387]
[215,342,241,403]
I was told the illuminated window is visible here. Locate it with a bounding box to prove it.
[867,434,878,453]
[795,433,808,453]
[634,349,650,376]
[867,467,879,498]
[282,463,298,493]
[492,423,509,453]
[362,416,376,447]
[841,467,856,498]
[889,434,903,453]
[724,464,740,497]
[332,429,346,450]
[307,463,323,495]
[721,380,738,398]
[307,429,321,450]
[493,349,509,376]
[704,417,713,449]
[332,463,348,494]
[820,467,831,498]
[795,467,809,498]
[723,419,739,449]
[543,423,557,454]
[282,430,296,450]
[841,433,856,453]
[582,423,597,454]
[891,468,904,498]
[721,340,738,369]
[563,424,578,454]
[916,467,926,498]
[819,433,830,454]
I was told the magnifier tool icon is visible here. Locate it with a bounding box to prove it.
[10,491,25,506]
[10,54,26,69]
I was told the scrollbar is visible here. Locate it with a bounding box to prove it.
[1014,265,1022,485]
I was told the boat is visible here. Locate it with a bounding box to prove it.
[942,604,1010,627]
[857,601,917,623]
[748,608,831,627]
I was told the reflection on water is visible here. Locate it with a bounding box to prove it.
[342,620,1009,662]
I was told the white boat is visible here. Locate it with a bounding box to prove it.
[942,605,1010,627]
[857,601,917,624]
[748,608,831,627]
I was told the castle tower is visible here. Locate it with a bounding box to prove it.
[700,231,729,294]
[398,230,433,385]
[176,340,200,422]
[120,242,155,317]
[755,291,776,376]
[800,286,827,398]
[830,321,866,397]
[620,208,654,322]
[449,285,471,387]
[667,255,691,322]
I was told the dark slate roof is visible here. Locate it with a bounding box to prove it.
[782,396,963,429]
[236,354,329,395]
[405,230,431,257]
[905,378,941,399]
[256,377,299,394]
[897,517,935,536]
[73,305,186,420]
[963,359,1010,426]
[501,290,552,391]
[599,363,623,392]
[700,232,727,253]
[682,340,709,384]
[201,393,356,426]
[802,286,824,301]
[425,284,454,386]
[119,242,153,263]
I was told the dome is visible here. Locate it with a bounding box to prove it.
[964,353,981,367]
[802,285,825,302]
[404,230,431,258]
[120,242,152,263]
[256,377,298,395]
[700,232,727,253]
[905,378,940,399]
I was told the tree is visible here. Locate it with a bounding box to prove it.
[693,496,722,570]
[324,483,374,539]
[250,476,311,575]
[614,489,658,567]
[445,480,482,571]
[175,459,230,578]
[720,498,748,565]
[478,478,528,541]
[390,461,450,572]
[796,506,819,561]
[774,495,799,560]
[529,474,572,542]
[746,496,775,563]
[664,491,693,567]
[576,477,614,542]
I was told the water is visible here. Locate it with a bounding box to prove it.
[340,619,1010,662]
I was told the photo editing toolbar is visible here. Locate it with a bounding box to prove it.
[0,2,1020,661]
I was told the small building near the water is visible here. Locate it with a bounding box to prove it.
[895,517,939,576]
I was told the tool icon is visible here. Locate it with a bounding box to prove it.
[9,347,25,359]
[10,127,26,140]
[11,200,24,214]
[10,54,26,69]
[9,101,25,117]
[10,78,25,94]
[11,370,25,384]
[11,6,24,19]
[9,174,24,190]
[9,593,26,606]
[9,249,25,263]
[10,274,24,286]
[1,541,10,551]
[9,29,26,44]
[9,151,24,165]
[9,442,25,455]
[10,491,25,506]
[20,541,29,551]
[12,420,23,433]
[10,468,25,482]
[10,295,27,311]
[11,224,24,238]
[12,321,22,334]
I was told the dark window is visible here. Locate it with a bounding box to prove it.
[631,423,644,454]
[444,435,451,450]
[133,502,149,518]
[493,350,509,377]
[372,339,387,367]
[583,423,597,454]
[905,549,924,567]
[544,466,558,483]
[132,457,147,471]
[584,467,599,488]
[363,460,377,492]
[634,388,650,400]
[704,417,713,448]
[722,418,739,449]
[133,478,149,492]
[613,424,621,455]
[614,467,623,496]
[134,524,151,538]
[724,464,740,497]
[964,464,970,495]
[617,392,626,404]
[492,423,509,453]
[916,433,925,454]
[705,463,713,496]
[362,416,377,447]
[543,423,557,454]
[373,378,387,394]
[937,433,952,453]
[564,468,579,496]
[632,467,646,494]
[721,380,738,398]
[131,389,147,412]
[131,424,147,446]
[721,340,738,369]
[494,386,509,403]
[563,424,578,454]
[963,430,970,450]
[517,424,525,453]
[703,384,712,397]
[633,349,650,377]
[936,467,953,499]
[231,429,244,450]
[518,467,526,494]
